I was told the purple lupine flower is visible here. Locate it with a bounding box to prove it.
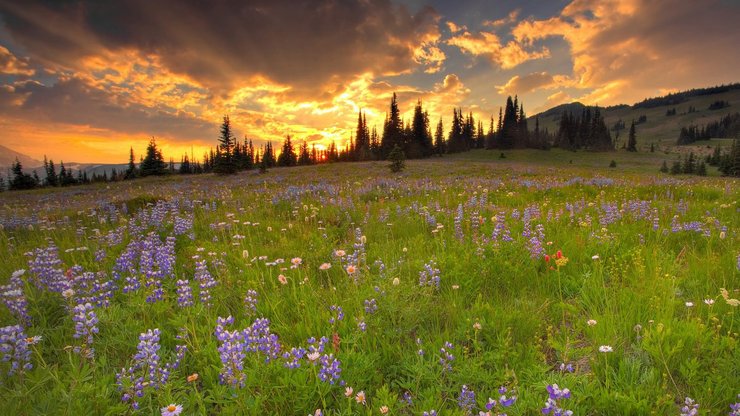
[357,320,367,332]
[1,270,31,326]
[422,411,438,416]
[244,289,258,315]
[194,260,216,307]
[214,316,247,388]
[680,397,699,416]
[176,280,193,307]
[454,204,464,240]
[558,362,574,373]
[729,394,740,415]
[329,305,344,325]
[439,341,455,372]
[457,384,476,415]
[419,260,441,289]
[317,353,342,384]
[282,347,306,369]
[244,318,282,362]
[402,391,412,406]
[542,384,573,416]
[72,303,99,359]
[486,386,517,414]
[116,327,184,409]
[364,298,377,314]
[27,244,69,293]
[0,324,33,375]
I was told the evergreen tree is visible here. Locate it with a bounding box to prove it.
[659,160,669,173]
[500,97,518,148]
[388,144,405,173]
[409,100,433,158]
[434,117,445,156]
[696,161,707,176]
[298,141,311,165]
[670,160,682,175]
[44,156,59,187]
[650,143,655,153]
[355,111,371,160]
[140,138,168,176]
[125,147,137,179]
[10,159,37,190]
[277,135,297,167]
[214,115,237,174]
[447,108,465,153]
[380,93,403,159]
[627,121,637,152]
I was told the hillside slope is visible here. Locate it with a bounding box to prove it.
[532,84,740,151]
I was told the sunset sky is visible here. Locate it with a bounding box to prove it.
[1,0,739,164]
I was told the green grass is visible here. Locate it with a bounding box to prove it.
[0,156,738,415]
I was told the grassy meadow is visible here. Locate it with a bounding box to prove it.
[1,155,738,415]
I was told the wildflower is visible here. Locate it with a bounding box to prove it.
[176,280,194,307]
[452,284,460,290]
[559,362,574,373]
[542,384,572,416]
[278,274,288,285]
[291,257,303,266]
[161,404,183,416]
[335,249,346,257]
[599,345,613,353]
[62,288,75,299]
[380,405,389,414]
[319,263,331,271]
[680,397,699,416]
[422,411,438,416]
[345,386,354,397]
[356,390,366,405]
[0,325,33,375]
[346,265,357,274]
[187,373,198,382]
[720,288,740,307]
[729,394,740,415]
[313,410,322,416]
[592,254,600,260]
[685,301,694,307]
[458,384,476,414]
[364,298,378,314]
[72,303,99,358]
[307,351,320,362]
[473,322,482,330]
[392,278,400,286]
[544,254,551,263]
[556,250,563,259]
[587,319,597,326]
[703,298,714,305]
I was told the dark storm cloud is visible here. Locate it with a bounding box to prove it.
[0,0,441,94]
[0,77,214,140]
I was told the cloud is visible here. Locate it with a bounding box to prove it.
[533,91,573,113]
[0,0,441,96]
[496,72,572,96]
[483,9,521,28]
[511,0,740,105]
[0,46,35,76]
[0,77,214,141]
[447,29,549,69]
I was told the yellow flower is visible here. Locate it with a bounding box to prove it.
[555,256,569,267]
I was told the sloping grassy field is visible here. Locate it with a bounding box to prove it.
[0,157,738,415]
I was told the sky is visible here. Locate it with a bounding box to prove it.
[0,0,739,164]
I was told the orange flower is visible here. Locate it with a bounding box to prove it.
[187,373,199,382]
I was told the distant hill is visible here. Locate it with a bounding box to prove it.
[531,83,740,150]
[0,145,129,180]
[0,144,43,169]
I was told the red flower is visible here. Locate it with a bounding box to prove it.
[556,250,563,259]
[545,254,551,263]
